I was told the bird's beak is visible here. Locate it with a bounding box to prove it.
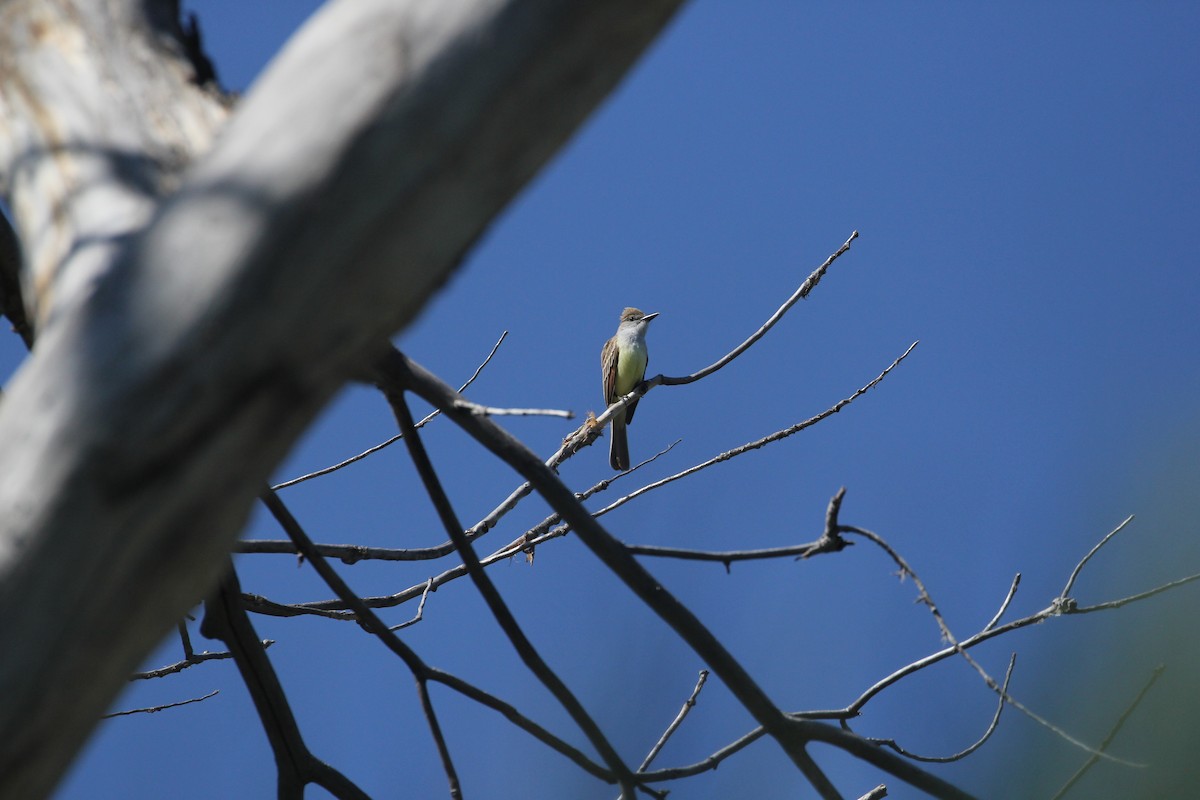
[641,312,659,322]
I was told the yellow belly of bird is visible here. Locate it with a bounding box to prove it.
[614,344,648,397]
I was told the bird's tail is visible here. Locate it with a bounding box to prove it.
[609,418,629,471]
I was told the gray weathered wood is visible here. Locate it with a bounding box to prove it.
[0,0,230,328]
[0,0,687,795]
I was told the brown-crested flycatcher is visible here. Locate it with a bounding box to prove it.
[601,307,658,471]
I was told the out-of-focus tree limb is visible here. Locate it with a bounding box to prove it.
[0,0,688,796]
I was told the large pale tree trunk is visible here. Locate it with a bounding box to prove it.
[0,0,686,795]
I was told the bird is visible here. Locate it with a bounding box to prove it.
[601,307,658,471]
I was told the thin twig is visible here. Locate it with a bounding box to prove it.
[273,331,508,490]
[240,449,679,617]
[387,347,969,799]
[624,541,843,564]
[452,400,573,418]
[201,563,369,799]
[843,516,1198,722]
[657,231,858,386]
[1051,666,1164,800]
[383,388,639,797]
[640,719,976,799]
[132,645,272,680]
[104,690,220,718]
[638,670,709,772]
[566,233,861,464]
[867,654,1016,762]
[260,236,865,577]
[391,579,434,631]
[844,525,1144,768]
[236,538,455,563]
[845,572,1024,713]
[272,434,407,491]
[418,680,462,799]
[1060,515,1135,600]
[592,343,917,522]
[178,621,194,658]
[637,727,768,781]
[1070,572,1200,614]
[983,575,1021,632]
[260,489,613,784]
[518,441,681,562]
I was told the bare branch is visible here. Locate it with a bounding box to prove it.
[844,524,1145,767]
[383,387,639,797]
[517,440,681,562]
[1069,572,1200,614]
[625,540,844,564]
[273,331,508,490]
[390,579,434,631]
[260,488,614,783]
[601,485,858,566]
[867,655,1016,763]
[637,670,709,773]
[589,343,917,522]
[239,443,679,585]
[638,727,768,782]
[102,690,220,719]
[255,239,883,593]
[178,621,195,659]
[200,565,369,799]
[1060,515,1135,600]
[453,400,573,418]
[983,575,1021,632]
[418,681,462,800]
[835,512,1197,732]
[0,1,694,792]
[1051,666,1165,800]
[561,233,862,468]
[848,572,1023,713]
[132,644,271,680]
[383,347,972,799]
[658,230,859,386]
[236,539,455,564]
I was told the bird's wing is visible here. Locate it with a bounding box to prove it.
[602,339,618,406]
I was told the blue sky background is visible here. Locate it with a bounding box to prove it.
[2,2,1196,798]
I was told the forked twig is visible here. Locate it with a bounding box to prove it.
[383,387,640,798]
[247,236,873,582]
[273,331,508,490]
[844,524,1144,767]
[390,579,434,631]
[575,233,860,463]
[866,655,1016,763]
[1060,515,1134,601]
[260,489,614,786]
[638,670,709,773]
[495,347,913,569]
[591,343,916,522]
[238,341,912,617]
[389,348,970,800]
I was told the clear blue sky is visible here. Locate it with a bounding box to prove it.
[3,2,1195,798]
